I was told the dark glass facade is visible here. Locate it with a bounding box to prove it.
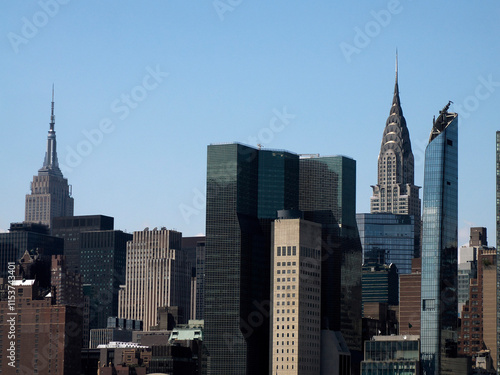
[362,262,399,309]
[420,109,458,374]
[80,230,132,330]
[357,213,416,275]
[361,336,420,374]
[204,145,362,373]
[300,156,363,354]
[205,144,299,374]
[0,223,63,278]
[52,215,114,274]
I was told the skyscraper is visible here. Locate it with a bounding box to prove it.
[25,89,74,229]
[118,228,190,331]
[271,214,322,375]
[204,144,299,374]
[420,102,458,374]
[370,56,421,217]
[299,155,362,355]
[204,144,362,373]
[361,57,421,278]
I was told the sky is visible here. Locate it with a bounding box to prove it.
[1,1,499,247]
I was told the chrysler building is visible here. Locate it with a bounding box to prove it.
[370,56,421,217]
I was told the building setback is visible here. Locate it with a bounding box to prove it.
[25,89,73,229]
[420,103,459,374]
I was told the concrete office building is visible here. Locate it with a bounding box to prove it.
[25,89,73,229]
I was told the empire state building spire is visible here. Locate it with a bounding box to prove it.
[25,87,74,229]
[39,85,62,177]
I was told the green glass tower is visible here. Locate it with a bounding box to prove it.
[204,144,362,373]
[299,156,363,355]
[204,143,299,375]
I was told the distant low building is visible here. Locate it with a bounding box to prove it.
[361,335,420,374]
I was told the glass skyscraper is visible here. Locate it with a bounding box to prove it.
[357,213,416,274]
[299,155,362,354]
[420,103,458,374]
[204,144,299,375]
[204,144,362,373]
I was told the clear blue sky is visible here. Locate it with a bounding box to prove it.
[1,1,499,246]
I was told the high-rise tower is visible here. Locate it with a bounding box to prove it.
[361,56,422,275]
[420,102,459,374]
[370,55,421,217]
[25,88,74,229]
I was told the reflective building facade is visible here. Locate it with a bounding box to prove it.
[204,144,362,374]
[420,104,458,374]
[357,213,416,274]
[204,144,299,375]
[299,155,362,355]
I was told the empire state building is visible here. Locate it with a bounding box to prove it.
[25,88,74,229]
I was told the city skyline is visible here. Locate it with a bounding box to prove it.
[1,2,499,247]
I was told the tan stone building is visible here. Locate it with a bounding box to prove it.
[271,216,322,375]
[118,228,190,331]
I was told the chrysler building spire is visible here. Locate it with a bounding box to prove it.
[370,55,421,217]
